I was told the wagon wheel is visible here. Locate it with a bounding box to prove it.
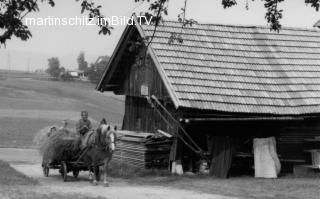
[73,169,79,178]
[61,162,68,182]
[42,165,49,177]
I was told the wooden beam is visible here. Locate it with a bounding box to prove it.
[183,117,307,122]
[157,129,173,138]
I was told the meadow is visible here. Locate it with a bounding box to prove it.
[0,72,124,148]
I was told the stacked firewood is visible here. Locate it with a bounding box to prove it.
[113,130,173,169]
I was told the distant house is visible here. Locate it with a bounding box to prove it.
[68,70,88,81]
[97,14,320,176]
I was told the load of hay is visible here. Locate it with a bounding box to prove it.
[34,127,81,166]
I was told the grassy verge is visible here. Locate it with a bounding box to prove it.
[0,160,38,186]
[108,161,320,199]
[128,173,320,199]
[0,187,107,199]
[0,160,107,199]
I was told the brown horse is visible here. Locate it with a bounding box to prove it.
[80,122,116,186]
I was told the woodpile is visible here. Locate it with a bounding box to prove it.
[113,130,173,169]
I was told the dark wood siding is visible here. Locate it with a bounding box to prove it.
[119,53,170,101]
[119,47,177,135]
[278,124,320,161]
[122,96,178,135]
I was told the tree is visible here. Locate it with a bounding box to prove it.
[77,51,88,71]
[86,56,109,84]
[0,0,112,46]
[46,57,61,78]
[1,0,320,46]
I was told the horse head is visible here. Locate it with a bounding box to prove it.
[99,123,117,152]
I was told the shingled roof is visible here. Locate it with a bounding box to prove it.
[98,16,320,116]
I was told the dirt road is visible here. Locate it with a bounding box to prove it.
[0,148,236,199]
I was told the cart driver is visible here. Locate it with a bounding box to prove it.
[76,110,93,137]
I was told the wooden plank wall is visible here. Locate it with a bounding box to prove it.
[122,96,178,135]
[278,125,320,161]
[120,52,169,100]
[119,47,178,135]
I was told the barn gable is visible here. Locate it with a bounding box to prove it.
[96,19,179,107]
[97,14,320,116]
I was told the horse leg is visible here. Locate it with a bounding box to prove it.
[88,166,93,181]
[103,159,109,187]
[92,164,98,185]
[95,165,100,181]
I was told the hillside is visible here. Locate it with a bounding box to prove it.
[0,72,124,148]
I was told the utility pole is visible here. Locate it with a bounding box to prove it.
[27,58,30,72]
[7,53,11,71]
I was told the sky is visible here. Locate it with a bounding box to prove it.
[0,0,320,71]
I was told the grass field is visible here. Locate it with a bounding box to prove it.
[0,73,124,148]
[0,117,60,148]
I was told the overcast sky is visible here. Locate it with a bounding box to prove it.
[1,0,320,71]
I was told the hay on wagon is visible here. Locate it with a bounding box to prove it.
[34,127,81,166]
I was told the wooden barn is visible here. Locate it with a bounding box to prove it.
[97,14,320,177]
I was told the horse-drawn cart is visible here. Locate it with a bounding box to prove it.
[40,124,115,185]
[42,160,98,182]
[42,146,103,182]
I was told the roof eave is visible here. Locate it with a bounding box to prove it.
[96,21,133,91]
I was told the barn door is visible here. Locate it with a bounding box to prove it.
[209,136,234,178]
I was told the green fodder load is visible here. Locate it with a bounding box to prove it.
[33,126,55,152]
[34,128,81,166]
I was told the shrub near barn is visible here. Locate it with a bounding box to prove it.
[86,56,109,84]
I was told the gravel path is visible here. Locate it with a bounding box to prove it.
[0,148,237,199]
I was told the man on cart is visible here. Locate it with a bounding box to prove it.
[76,110,93,149]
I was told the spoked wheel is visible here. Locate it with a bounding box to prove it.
[73,169,79,178]
[61,162,68,182]
[42,165,49,177]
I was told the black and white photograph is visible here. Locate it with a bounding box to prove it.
[1,0,320,198]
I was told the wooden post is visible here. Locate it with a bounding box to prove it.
[169,136,178,172]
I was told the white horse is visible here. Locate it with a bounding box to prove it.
[80,122,116,186]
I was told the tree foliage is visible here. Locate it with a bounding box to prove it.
[46,57,61,78]
[86,56,109,84]
[77,51,88,71]
[1,0,320,46]
[59,70,73,81]
[0,0,112,46]
[137,0,295,31]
